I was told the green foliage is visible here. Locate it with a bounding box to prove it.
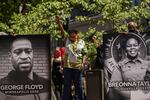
[0,0,19,31]
[9,1,72,37]
[0,1,72,36]
[76,0,150,33]
[83,28,104,44]
[0,0,150,39]
[1,0,150,65]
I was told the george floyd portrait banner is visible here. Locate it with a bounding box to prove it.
[0,35,50,100]
[104,32,150,100]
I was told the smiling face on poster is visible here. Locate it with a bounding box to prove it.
[0,35,50,100]
[104,32,150,100]
[126,38,139,58]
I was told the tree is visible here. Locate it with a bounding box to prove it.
[0,0,150,40]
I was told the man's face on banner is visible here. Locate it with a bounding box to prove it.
[10,38,33,74]
[126,38,139,58]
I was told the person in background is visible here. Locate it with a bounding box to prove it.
[86,34,99,69]
[94,44,104,69]
[86,33,103,69]
[60,47,65,68]
[127,21,139,33]
[51,47,64,100]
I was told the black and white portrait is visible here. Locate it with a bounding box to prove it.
[0,35,50,100]
[104,32,150,100]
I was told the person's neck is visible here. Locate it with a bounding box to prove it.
[13,70,34,80]
[127,55,138,61]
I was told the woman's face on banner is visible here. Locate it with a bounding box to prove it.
[126,38,139,58]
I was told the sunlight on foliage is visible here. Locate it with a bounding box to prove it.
[0,0,150,40]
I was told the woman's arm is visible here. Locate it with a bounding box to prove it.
[56,16,65,38]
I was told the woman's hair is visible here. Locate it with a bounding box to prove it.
[127,21,139,33]
[68,30,79,35]
[53,47,61,58]
[68,29,80,41]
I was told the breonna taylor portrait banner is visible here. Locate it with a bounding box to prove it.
[104,32,150,100]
